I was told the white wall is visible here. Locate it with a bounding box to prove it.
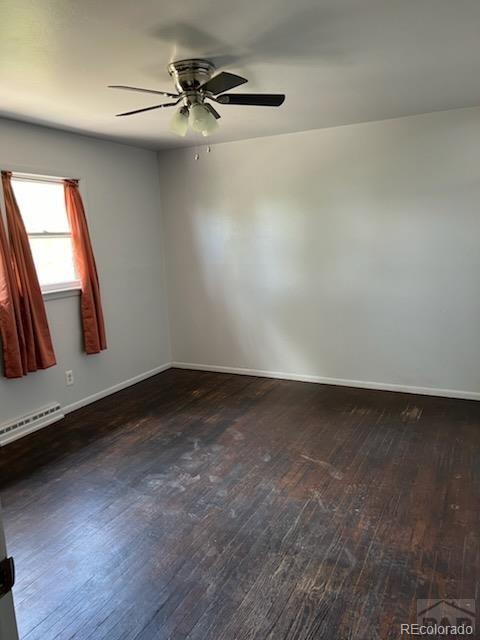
[0,118,171,424]
[158,107,480,397]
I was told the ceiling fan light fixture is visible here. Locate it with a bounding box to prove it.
[170,106,189,137]
[111,59,286,138]
[189,103,218,135]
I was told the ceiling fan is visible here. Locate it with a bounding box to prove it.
[109,59,285,137]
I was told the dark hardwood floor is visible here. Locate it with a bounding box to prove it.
[1,369,479,640]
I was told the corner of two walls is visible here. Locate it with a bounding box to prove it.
[157,107,480,400]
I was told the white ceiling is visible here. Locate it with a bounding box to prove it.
[0,0,479,150]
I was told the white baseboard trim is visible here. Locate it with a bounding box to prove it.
[5,360,477,448]
[1,363,173,446]
[172,361,480,401]
[63,362,173,414]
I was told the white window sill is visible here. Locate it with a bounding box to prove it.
[42,287,81,301]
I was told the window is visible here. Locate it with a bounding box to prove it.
[11,175,80,293]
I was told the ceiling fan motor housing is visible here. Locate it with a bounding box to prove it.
[168,59,216,104]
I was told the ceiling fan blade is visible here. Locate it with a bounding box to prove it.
[199,72,247,95]
[116,102,179,117]
[216,93,285,106]
[109,85,179,98]
[205,103,221,119]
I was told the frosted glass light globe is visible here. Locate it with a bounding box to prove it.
[189,103,218,135]
[170,107,189,137]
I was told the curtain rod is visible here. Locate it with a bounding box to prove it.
[9,172,77,184]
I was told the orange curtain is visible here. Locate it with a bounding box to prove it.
[64,180,107,354]
[0,204,24,378]
[1,171,56,376]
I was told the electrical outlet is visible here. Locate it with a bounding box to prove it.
[65,370,74,386]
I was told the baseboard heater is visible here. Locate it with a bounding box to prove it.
[0,403,64,447]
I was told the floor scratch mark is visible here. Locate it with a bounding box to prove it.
[301,454,344,480]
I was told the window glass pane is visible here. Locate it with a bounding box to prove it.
[11,179,70,233]
[28,237,77,286]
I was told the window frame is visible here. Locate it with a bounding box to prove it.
[9,172,82,297]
